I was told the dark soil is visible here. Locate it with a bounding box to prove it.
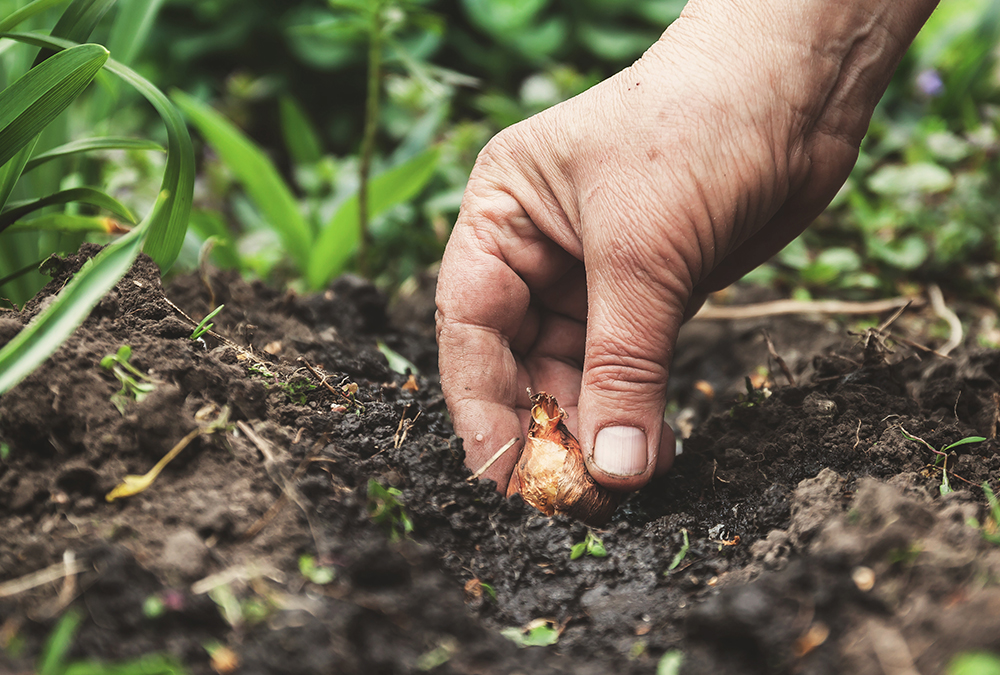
[3,244,1000,674]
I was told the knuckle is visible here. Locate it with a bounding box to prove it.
[584,344,668,398]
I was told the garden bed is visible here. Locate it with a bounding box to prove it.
[2,245,1000,674]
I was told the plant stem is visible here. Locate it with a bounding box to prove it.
[358,2,384,277]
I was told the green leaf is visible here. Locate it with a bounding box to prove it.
[578,23,657,61]
[942,436,986,452]
[802,247,861,286]
[38,609,82,675]
[501,623,560,648]
[587,536,608,558]
[279,95,323,166]
[0,42,108,169]
[570,541,586,560]
[666,529,690,573]
[105,0,166,66]
[25,136,164,173]
[3,33,195,271]
[0,192,164,395]
[307,146,440,289]
[3,213,121,233]
[172,89,312,272]
[377,340,418,375]
[0,0,72,34]
[0,186,136,232]
[867,235,928,270]
[867,162,954,195]
[657,650,684,675]
[947,651,1000,675]
[462,0,549,32]
[522,624,559,647]
[0,139,35,212]
[32,0,114,67]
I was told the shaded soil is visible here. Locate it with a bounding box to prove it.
[3,244,1000,674]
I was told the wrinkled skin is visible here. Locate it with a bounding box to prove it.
[436,0,938,493]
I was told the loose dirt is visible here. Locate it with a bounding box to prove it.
[2,244,1000,674]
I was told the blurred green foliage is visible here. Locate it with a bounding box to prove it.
[140,0,686,288]
[2,0,998,302]
[756,0,1000,299]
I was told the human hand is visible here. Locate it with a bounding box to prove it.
[436,0,937,493]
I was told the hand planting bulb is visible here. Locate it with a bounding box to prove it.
[506,391,620,526]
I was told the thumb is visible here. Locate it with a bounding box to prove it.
[578,240,690,491]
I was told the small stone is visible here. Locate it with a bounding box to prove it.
[161,528,210,581]
[803,392,838,417]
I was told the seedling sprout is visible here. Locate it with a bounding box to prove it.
[189,304,224,340]
[899,428,985,496]
[299,555,335,585]
[666,529,691,573]
[100,345,157,414]
[500,619,561,647]
[570,530,608,560]
[367,479,414,541]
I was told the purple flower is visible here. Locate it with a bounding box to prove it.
[916,69,944,98]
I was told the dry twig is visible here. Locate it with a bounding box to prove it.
[693,295,923,321]
[927,284,963,356]
[762,331,796,386]
[0,555,86,599]
[467,437,519,482]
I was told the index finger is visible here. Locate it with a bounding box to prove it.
[435,186,578,487]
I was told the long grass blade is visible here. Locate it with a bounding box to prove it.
[3,212,124,233]
[172,89,312,271]
[0,192,165,395]
[306,145,440,289]
[0,0,72,33]
[32,0,114,65]
[37,609,81,675]
[88,0,167,121]
[4,32,196,270]
[0,139,35,209]
[0,42,109,169]
[0,186,136,231]
[279,95,322,166]
[25,136,164,172]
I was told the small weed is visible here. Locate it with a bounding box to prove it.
[377,340,418,375]
[142,595,166,619]
[105,406,232,502]
[189,304,224,340]
[730,376,771,413]
[340,380,365,414]
[415,637,458,671]
[100,346,157,414]
[479,581,497,602]
[38,609,187,675]
[887,543,922,566]
[206,583,271,629]
[298,554,336,585]
[367,479,414,541]
[899,428,985,496]
[248,363,275,378]
[657,650,684,675]
[280,378,316,405]
[500,619,560,647]
[0,442,9,461]
[947,651,1000,675]
[980,482,1000,545]
[666,529,690,573]
[570,530,608,560]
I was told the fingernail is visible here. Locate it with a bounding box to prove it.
[593,426,647,476]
